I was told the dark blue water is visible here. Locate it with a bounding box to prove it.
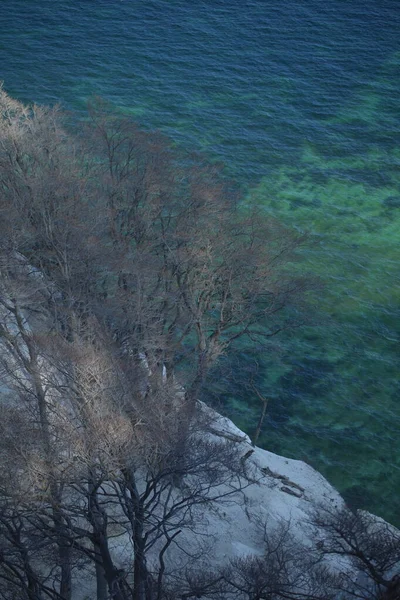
[2,1,399,178]
[1,0,400,524]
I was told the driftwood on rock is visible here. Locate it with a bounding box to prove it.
[261,466,305,494]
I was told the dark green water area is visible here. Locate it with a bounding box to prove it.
[1,0,399,525]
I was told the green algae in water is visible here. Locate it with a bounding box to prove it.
[240,72,400,525]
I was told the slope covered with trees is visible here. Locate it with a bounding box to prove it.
[0,88,398,600]
[0,87,306,599]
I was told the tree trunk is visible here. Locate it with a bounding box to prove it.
[88,478,127,600]
[30,357,72,600]
[120,469,151,600]
[94,544,108,600]
[252,398,269,447]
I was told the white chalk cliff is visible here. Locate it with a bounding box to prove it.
[74,405,350,599]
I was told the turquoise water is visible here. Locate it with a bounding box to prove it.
[1,0,399,524]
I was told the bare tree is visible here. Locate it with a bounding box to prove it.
[222,517,338,600]
[56,339,256,600]
[76,102,312,448]
[0,255,76,599]
[158,517,340,600]
[311,504,400,600]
